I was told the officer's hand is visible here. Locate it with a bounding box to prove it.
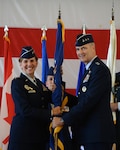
[52,106,62,116]
[52,117,64,128]
[110,102,118,111]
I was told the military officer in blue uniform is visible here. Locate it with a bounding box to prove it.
[52,33,115,150]
[46,66,78,110]
[46,66,77,150]
[8,46,59,150]
[110,72,120,150]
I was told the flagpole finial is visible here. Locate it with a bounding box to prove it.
[112,0,114,20]
[82,24,86,34]
[4,25,9,37]
[58,4,61,19]
[41,25,47,37]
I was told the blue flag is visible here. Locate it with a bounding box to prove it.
[54,19,64,67]
[76,61,85,96]
[52,18,65,107]
[41,35,49,84]
[49,17,65,150]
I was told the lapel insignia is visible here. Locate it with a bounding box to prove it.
[24,85,36,93]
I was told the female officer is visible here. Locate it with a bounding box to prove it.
[8,46,59,150]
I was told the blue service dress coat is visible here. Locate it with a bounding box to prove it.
[8,73,52,150]
[115,85,120,150]
[62,57,115,145]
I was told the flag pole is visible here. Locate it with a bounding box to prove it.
[58,4,61,19]
[82,24,86,35]
[41,25,47,38]
[41,25,49,84]
[54,8,61,150]
[54,6,65,150]
[111,3,116,150]
[4,25,9,37]
[106,1,117,149]
[0,25,15,150]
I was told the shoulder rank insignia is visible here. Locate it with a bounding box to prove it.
[95,62,100,65]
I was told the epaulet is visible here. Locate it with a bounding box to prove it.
[95,62,100,66]
[13,77,21,81]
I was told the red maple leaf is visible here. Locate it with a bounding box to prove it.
[1,93,15,144]
[4,93,15,124]
[3,136,10,145]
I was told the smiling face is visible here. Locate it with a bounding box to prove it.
[76,42,96,64]
[19,57,38,78]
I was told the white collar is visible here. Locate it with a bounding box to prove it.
[85,56,97,70]
[22,72,37,85]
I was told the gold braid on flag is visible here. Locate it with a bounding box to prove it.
[49,122,53,134]
[57,19,65,43]
[49,96,68,150]
[54,96,68,150]
[54,126,64,150]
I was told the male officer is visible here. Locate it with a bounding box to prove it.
[52,33,115,150]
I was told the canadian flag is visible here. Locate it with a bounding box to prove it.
[0,27,15,150]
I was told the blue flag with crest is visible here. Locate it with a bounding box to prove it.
[49,11,65,150]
